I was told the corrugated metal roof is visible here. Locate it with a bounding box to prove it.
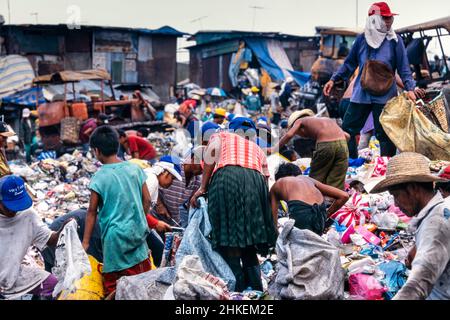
[188,30,316,45]
[187,31,317,49]
[2,24,188,37]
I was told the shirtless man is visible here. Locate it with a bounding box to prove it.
[271,163,349,235]
[270,109,350,190]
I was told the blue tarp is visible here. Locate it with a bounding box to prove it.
[245,38,286,81]
[1,87,45,107]
[244,38,311,86]
[288,70,312,86]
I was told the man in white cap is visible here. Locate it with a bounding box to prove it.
[270,110,350,190]
[371,152,450,300]
[0,122,16,177]
[20,108,35,163]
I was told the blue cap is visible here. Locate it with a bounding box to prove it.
[0,175,33,212]
[201,121,220,135]
[280,120,288,129]
[257,116,268,124]
[158,155,183,181]
[227,113,236,121]
[228,117,256,132]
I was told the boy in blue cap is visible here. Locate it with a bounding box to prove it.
[0,175,68,300]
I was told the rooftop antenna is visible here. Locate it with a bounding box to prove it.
[250,5,264,31]
[7,0,11,24]
[190,16,208,30]
[30,12,38,24]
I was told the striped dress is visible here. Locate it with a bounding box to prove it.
[207,132,276,254]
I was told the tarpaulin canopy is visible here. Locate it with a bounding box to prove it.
[0,55,35,99]
[33,69,111,84]
[1,87,45,107]
[244,38,311,86]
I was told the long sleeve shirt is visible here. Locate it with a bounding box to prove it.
[394,193,450,300]
[331,34,416,105]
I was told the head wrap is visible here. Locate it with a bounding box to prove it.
[364,5,398,49]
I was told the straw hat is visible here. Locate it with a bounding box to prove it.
[287,109,315,128]
[370,152,448,194]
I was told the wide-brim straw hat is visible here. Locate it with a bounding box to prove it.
[370,152,448,193]
[287,109,315,128]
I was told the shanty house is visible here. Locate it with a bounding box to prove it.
[187,31,319,91]
[0,24,186,101]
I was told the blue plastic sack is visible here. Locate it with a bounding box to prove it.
[175,197,236,291]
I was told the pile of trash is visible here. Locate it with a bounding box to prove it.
[9,150,100,222]
[323,191,414,300]
[147,132,178,156]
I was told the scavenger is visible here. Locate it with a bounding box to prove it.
[323,2,425,157]
[118,129,157,161]
[271,163,349,235]
[271,110,350,190]
[371,152,450,300]
[83,126,157,295]
[190,117,277,292]
[0,175,69,300]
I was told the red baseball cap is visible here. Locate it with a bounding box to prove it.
[368,2,398,17]
[439,165,450,180]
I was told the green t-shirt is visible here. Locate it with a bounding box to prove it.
[89,161,149,273]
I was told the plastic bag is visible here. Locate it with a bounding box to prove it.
[173,255,230,300]
[52,220,91,298]
[379,261,408,300]
[348,273,387,300]
[58,255,104,300]
[329,193,370,228]
[372,211,399,229]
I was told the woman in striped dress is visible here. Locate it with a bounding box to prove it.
[190,117,277,292]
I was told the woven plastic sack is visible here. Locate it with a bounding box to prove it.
[270,220,345,300]
[173,255,230,300]
[380,93,450,161]
[115,267,174,300]
[175,197,236,291]
[52,220,91,298]
[60,117,81,144]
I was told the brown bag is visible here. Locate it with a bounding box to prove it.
[60,117,81,145]
[361,60,395,96]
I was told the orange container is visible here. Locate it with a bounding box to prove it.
[70,103,89,121]
[38,102,68,127]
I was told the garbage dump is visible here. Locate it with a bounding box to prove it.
[3,132,447,301]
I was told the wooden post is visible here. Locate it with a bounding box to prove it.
[72,82,76,101]
[64,83,68,117]
[101,80,105,113]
